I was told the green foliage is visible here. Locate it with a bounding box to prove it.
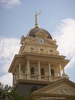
[0,82,26,100]
[9,91,26,100]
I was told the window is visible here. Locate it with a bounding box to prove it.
[50,50,53,52]
[30,48,34,50]
[31,67,34,75]
[40,48,44,51]
[51,69,54,76]
[31,86,37,92]
[41,68,44,75]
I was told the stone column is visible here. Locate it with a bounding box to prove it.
[16,67,18,80]
[63,67,65,74]
[18,63,23,79]
[49,62,51,81]
[13,71,17,84]
[62,67,66,78]
[49,62,51,76]
[13,73,15,85]
[59,63,61,77]
[38,61,40,80]
[19,63,21,74]
[27,60,30,79]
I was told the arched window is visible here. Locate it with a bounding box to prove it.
[51,69,54,76]
[31,86,37,92]
[31,67,34,75]
[41,68,44,75]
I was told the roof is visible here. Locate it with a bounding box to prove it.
[28,78,75,100]
[28,27,52,39]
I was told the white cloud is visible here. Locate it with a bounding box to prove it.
[0,73,12,86]
[0,37,20,86]
[0,0,21,8]
[53,19,75,82]
[53,19,75,69]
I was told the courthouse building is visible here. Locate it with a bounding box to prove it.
[8,13,75,100]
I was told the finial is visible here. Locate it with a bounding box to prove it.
[35,11,41,28]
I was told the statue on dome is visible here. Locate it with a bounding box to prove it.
[35,11,41,27]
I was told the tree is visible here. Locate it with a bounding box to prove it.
[0,83,11,100]
[0,82,26,100]
[9,91,26,100]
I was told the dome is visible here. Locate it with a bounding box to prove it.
[28,27,52,39]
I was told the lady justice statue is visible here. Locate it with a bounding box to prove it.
[35,11,41,28]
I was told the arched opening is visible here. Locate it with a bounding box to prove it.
[31,86,37,92]
[51,69,54,76]
[31,67,34,75]
[41,68,45,75]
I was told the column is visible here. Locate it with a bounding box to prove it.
[18,63,22,79]
[63,67,65,74]
[48,62,51,81]
[13,73,15,85]
[27,60,30,74]
[19,63,21,74]
[49,62,51,76]
[62,67,66,78]
[27,60,30,79]
[59,63,61,77]
[13,72,16,84]
[16,67,18,79]
[38,61,40,80]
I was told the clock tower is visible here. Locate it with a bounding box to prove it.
[8,13,74,100]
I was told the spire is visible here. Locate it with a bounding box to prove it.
[35,11,41,28]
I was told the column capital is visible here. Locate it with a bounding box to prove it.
[38,60,40,62]
[27,59,29,62]
[48,62,51,65]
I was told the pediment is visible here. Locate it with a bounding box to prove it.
[34,79,75,96]
[45,39,55,46]
[27,38,36,44]
[45,84,75,95]
[35,30,48,38]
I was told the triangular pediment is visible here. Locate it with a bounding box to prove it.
[35,30,48,38]
[33,78,75,96]
[45,39,56,46]
[26,38,36,44]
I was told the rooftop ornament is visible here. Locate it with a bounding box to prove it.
[35,11,41,28]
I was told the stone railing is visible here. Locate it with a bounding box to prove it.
[15,74,62,82]
[13,73,69,86]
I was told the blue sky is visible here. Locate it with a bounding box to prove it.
[0,0,75,85]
